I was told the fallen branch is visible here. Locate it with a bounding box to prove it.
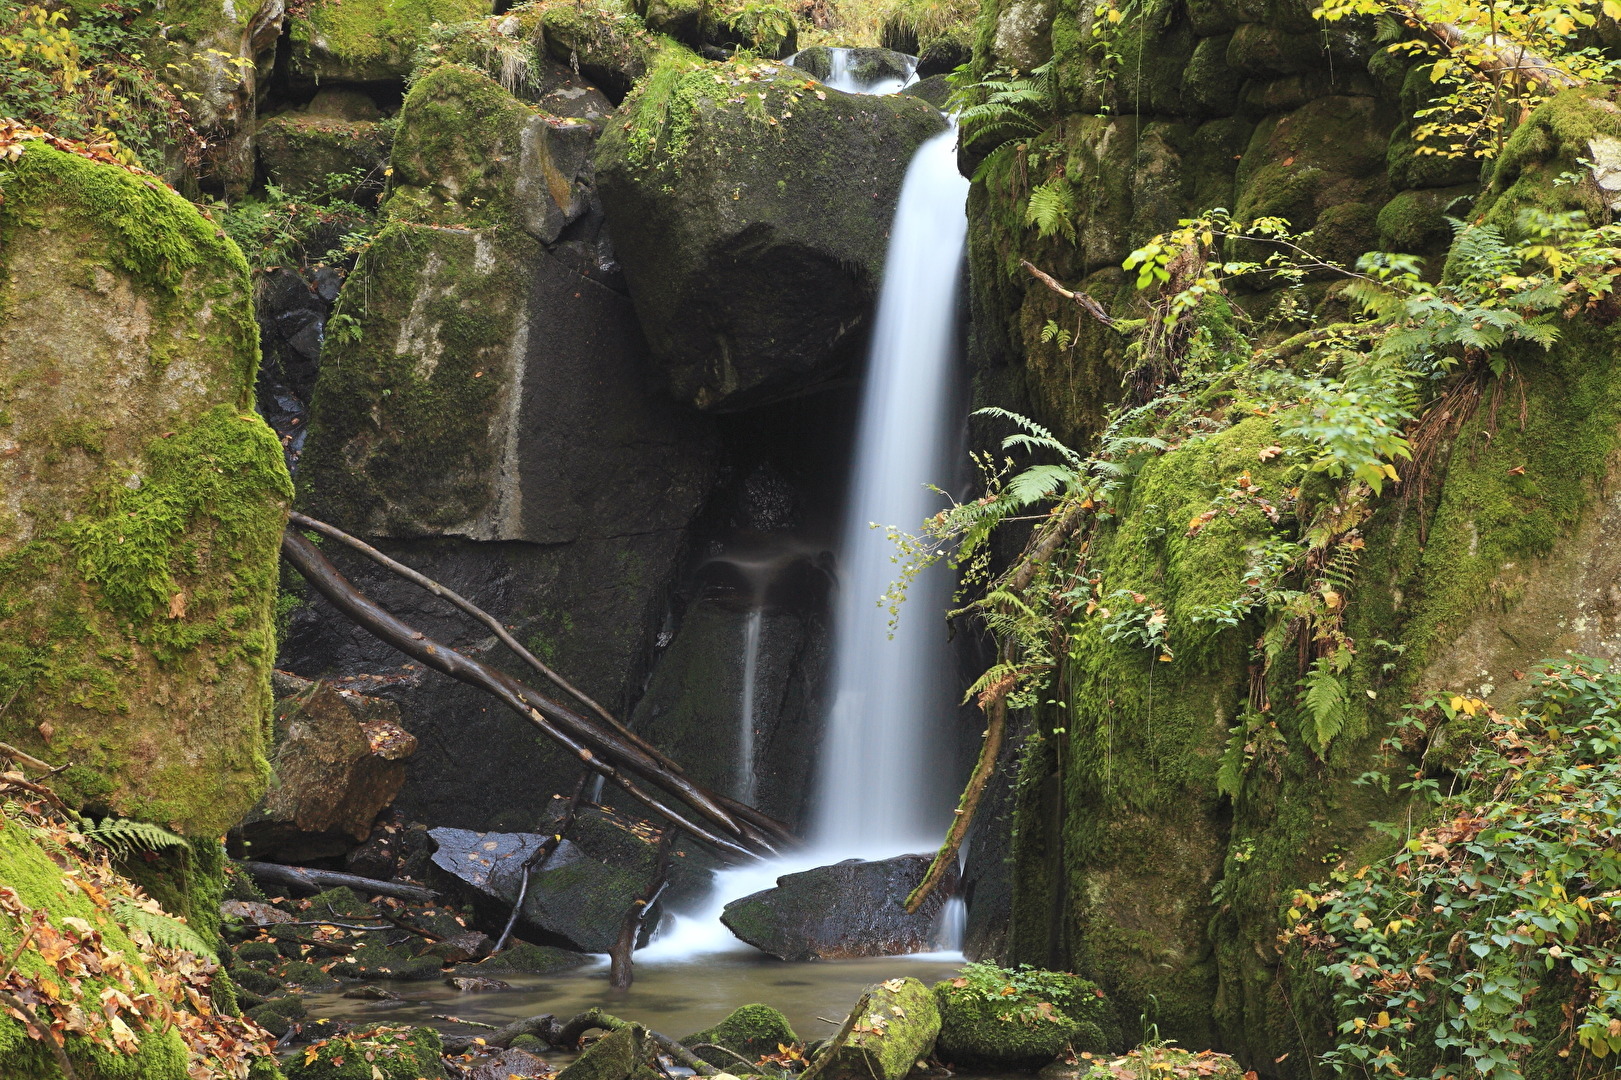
[905,681,1008,913]
[285,517,792,852]
[442,1013,555,1053]
[609,830,675,991]
[281,529,779,860]
[235,861,438,904]
[1021,260,1119,329]
[492,772,590,955]
[0,742,56,774]
[289,512,633,753]
[0,989,77,1079]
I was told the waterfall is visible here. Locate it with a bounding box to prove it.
[737,608,762,805]
[639,111,968,963]
[812,124,969,855]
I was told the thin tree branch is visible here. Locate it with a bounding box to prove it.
[281,529,770,860]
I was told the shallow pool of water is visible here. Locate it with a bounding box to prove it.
[303,951,966,1055]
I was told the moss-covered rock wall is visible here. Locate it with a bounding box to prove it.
[0,140,293,836]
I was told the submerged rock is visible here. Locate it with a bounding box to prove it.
[595,53,947,411]
[719,854,956,960]
[681,1003,798,1068]
[808,978,940,1080]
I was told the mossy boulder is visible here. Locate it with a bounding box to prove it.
[0,141,292,835]
[289,0,493,83]
[257,115,393,196]
[933,975,1110,1071]
[556,1024,658,1080]
[385,63,597,242]
[284,1025,446,1080]
[530,0,665,101]
[681,1004,797,1068]
[807,978,940,1080]
[595,53,947,410]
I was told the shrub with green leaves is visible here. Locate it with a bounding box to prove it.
[1297,657,1621,1079]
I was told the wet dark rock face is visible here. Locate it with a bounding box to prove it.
[720,854,958,960]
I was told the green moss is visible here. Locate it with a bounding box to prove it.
[1475,87,1621,230]
[283,1025,445,1080]
[257,117,392,197]
[0,143,291,836]
[934,976,1110,1070]
[290,0,490,75]
[812,979,940,1080]
[295,222,535,534]
[681,1004,797,1067]
[0,811,190,1080]
[384,62,591,234]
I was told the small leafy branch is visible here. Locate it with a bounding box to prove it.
[1315,0,1621,159]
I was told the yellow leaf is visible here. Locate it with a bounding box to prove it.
[1606,0,1621,20]
[1387,920,1403,935]
[1353,915,1373,930]
[1375,1011,1391,1029]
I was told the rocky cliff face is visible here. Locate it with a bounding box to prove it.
[954,0,1621,1071]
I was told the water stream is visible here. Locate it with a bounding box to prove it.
[737,608,763,806]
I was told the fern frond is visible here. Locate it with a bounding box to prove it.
[82,817,188,860]
[1025,179,1076,242]
[114,900,213,956]
[1003,463,1077,507]
[1301,656,1351,754]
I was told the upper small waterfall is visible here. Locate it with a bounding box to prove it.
[813,126,969,855]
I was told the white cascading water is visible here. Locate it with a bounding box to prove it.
[639,121,970,961]
[813,124,967,855]
[737,608,763,806]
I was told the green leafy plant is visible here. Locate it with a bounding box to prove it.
[944,962,1098,1026]
[1298,657,1621,1078]
[953,60,1056,176]
[1026,177,1076,242]
[112,898,213,956]
[79,816,188,861]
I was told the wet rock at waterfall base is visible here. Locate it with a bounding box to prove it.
[810,977,941,1080]
[719,854,957,960]
[428,826,646,953]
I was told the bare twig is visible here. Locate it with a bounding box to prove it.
[1021,260,1118,329]
[492,772,589,955]
[0,990,78,1079]
[0,741,52,774]
[235,861,439,904]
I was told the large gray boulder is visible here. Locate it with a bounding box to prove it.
[287,63,715,825]
[721,854,958,960]
[595,54,948,410]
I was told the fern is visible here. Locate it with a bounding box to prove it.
[113,899,213,956]
[1300,651,1352,754]
[957,60,1057,172]
[1040,319,1073,349]
[81,817,188,860]
[1025,179,1076,242]
[1216,724,1247,798]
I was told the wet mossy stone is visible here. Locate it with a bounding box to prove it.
[933,977,1109,1071]
[284,1025,446,1080]
[790,46,915,87]
[257,115,392,197]
[681,1004,797,1068]
[234,967,286,996]
[246,994,308,1039]
[459,942,593,975]
[807,978,940,1080]
[235,940,282,964]
[1375,185,1475,256]
[289,0,491,83]
[556,1023,655,1080]
[331,939,445,981]
[0,142,292,837]
[899,73,951,109]
[385,63,597,242]
[531,0,664,102]
[594,53,947,410]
